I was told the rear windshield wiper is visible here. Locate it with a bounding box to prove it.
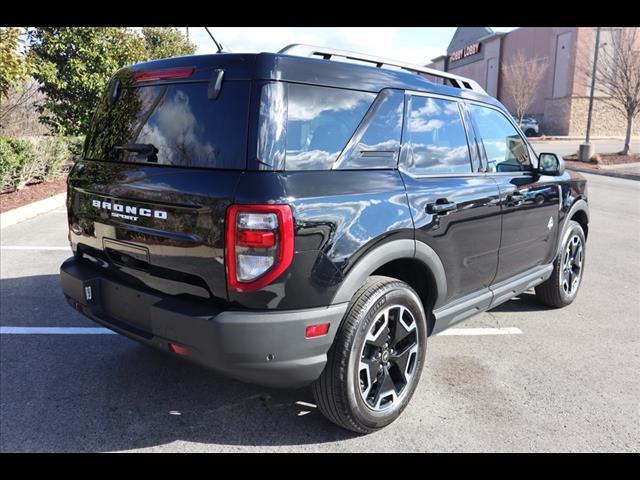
[114,143,158,155]
[113,143,159,162]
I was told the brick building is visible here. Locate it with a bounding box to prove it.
[427,27,640,136]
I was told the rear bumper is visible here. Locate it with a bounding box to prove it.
[60,257,347,388]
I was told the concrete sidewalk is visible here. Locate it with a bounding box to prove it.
[0,193,66,230]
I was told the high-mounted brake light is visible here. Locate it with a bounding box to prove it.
[133,67,195,82]
[225,204,294,293]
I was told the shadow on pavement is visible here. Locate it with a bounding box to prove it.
[489,292,548,313]
[0,274,358,452]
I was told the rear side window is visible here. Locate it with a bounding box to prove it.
[285,84,375,170]
[86,80,250,169]
[335,89,404,170]
[402,96,472,175]
[468,104,532,172]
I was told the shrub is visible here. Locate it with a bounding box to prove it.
[65,135,85,162]
[31,136,69,181]
[0,135,82,193]
[0,136,35,192]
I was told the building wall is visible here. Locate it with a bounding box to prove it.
[568,97,640,137]
[428,27,640,136]
[500,27,577,119]
[542,97,572,135]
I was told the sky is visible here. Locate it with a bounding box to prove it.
[188,27,518,65]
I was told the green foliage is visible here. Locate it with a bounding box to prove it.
[0,27,30,101]
[0,136,35,191]
[33,136,70,180]
[27,27,196,136]
[142,27,196,59]
[65,135,86,161]
[0,135,83,192]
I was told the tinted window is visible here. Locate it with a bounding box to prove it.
[336,89,404,170]
[86,81,249,169]
[403,96,471,175]
[285,84,375,170]
[469,104,532,172]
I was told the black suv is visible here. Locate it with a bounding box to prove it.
[60,45,589,433]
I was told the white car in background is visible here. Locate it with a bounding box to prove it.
[516,116,540,137]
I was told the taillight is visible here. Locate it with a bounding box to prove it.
[133,67,195,82]
[225,204,294,293]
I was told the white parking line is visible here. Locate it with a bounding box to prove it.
[0,327,116,335]
[1,246,70,251]
[437,327,523,336]
[0,326,523,336]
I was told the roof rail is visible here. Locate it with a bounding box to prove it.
[278,44,487,95]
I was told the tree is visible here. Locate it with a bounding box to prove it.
[27,27,195,136]
[0,27,30,101]
[501,49,550,123]
[142,27,196,60]
[592,28,640,155]
[0,78,48,136]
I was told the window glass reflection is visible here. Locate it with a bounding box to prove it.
[404,96,471,175]
[86,81,250,169]
[285,84,375,170]
[469,105,531,172]
[339,89,404,170]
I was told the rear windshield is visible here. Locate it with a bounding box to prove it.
[85,80,250,169]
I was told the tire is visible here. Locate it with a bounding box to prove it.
[525,128,536,137]
[312,275,427,433]
[535,220,586,308]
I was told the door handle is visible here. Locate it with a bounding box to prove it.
[426,199,457,215]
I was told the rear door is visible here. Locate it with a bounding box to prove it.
[400,93,501,307]
[467,102,561,283]
[68,62,251,303]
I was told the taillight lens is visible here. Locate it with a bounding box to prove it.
[225,204,294,293]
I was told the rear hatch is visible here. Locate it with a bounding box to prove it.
[67,54,255,304]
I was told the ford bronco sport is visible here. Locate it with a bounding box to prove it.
[60,45,589,433]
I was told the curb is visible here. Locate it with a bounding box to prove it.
[532,136,640,142]
[566,166,640,181]
[0,193,67,230]
[597,161,640,170]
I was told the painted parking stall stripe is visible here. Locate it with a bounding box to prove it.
[437,327,523,336]
[1,246,70,251]
[0,327,116,335]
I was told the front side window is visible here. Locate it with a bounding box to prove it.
[402,96,472,175]
[284,84,375,170]
[469,104,532,172]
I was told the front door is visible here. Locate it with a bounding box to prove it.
[401,94,502,306]
[467,103,561,283]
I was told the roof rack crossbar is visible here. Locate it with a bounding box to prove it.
[278,44,486,95]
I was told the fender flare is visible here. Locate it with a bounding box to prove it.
[330,239,448,309]
[556,198,589,257]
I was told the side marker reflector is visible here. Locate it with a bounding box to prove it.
[305,323,330,339]
[169,343,190,356]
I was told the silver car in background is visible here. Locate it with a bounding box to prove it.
[517,116,540,137]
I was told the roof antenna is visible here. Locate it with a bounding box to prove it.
[204,27,224,53]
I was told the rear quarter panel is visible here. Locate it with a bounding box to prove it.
[231,170,414,309]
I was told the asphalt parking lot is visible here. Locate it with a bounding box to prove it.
[1,171,638,452]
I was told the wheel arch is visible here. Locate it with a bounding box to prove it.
[557,198,589,257]
[330,239,447,334]
[570,208,589,239]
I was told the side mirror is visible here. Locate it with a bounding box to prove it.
[538,152,565,176]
